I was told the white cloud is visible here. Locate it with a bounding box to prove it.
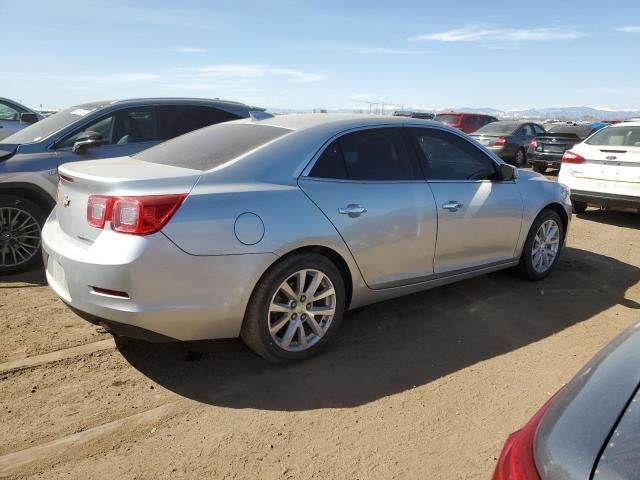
[409,25,584,43]
[617,26,640,33]
[195,64,326,82]
[305,42,428,55]
[173,46,208,53]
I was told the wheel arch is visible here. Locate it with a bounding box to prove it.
[540,202,569,237]
[0,182,56,212]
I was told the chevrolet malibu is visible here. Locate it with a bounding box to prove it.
[42,115,572,363]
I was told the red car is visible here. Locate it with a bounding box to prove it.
[434,112,498,133]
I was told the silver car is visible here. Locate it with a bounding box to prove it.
[42,114,572,363]
[0,97,263,274]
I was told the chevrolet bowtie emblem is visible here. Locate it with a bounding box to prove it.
[62,195,71,207]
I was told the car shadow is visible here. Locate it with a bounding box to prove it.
[0,264,47,287]
[116,247,639,411]
[575,209,640,228]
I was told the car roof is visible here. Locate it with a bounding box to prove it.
[434,111,495,116]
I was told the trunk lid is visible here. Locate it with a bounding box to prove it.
[56,156,201,243]
[534,133,580,155]
[571,145,640,183]
[470,134,502,147]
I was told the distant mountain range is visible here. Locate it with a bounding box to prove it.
[428,106,640,121]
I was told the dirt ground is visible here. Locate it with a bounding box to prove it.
[1,205,638,479]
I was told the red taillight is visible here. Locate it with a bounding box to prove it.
[562,151,585,164]
[496,136,507,147]
[87,194,186,235]
[492,391,560,480]
[529,139,537,150]
[87,195,113,229]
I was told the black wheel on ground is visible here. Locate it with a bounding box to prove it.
[532,164,547,174]
[0,195,48,275]
[514,148,526,167]
[572,201,587,214]
[515,209,564,281]
[240,252,346,363]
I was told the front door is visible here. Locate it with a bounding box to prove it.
[299,127,438,289]
[406,127,523,274]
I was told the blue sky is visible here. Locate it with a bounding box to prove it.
[2,0,640,111]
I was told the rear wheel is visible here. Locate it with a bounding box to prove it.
[0,196,47,275]
[515,209,564,281]
[241,252,346,363]
[514,148,526,167]
[532,164,547,174]
[572,201,587,214]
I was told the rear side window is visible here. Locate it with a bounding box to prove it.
[310,128,419,181]
[586,126,640,147]
[158,105,240,140]
[409,128,499,181]
[135,123,291,171]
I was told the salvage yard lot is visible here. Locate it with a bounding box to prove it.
[1,208,638,479]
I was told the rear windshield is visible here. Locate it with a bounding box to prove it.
[434,114,461,125]
[135,123,292,171]
[4,102,107,144]
[549,125,594,139]
[474,122,519,135]
[586,126,640,147]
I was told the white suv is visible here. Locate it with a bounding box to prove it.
[558,122,640,213]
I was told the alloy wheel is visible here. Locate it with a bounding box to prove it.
[0,207,42,268]
[268,269,337,352]
[531,219,560,273]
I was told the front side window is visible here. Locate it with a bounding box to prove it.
[409,128,499,181]
[56,107,157,149]
[310,128,419,181]
[0,101,24,121]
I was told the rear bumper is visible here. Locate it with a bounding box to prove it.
[529,153,562,168]
[571,190,640,208]
[42,208,277,342]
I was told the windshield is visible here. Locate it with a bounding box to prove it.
[474,122,518,135]
[3,101,109,144]
[136,123,292,171]
[434,114,461,125]
[586,126,640,147]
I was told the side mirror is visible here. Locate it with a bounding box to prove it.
[20,112,39,124]
[72,131,102,154]
[500,163,518,181]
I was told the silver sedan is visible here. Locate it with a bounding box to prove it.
[42,114,572,363]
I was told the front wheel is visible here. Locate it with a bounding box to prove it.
[241,252,346,363]
[572,201,587,214]
[0,195,47,275]
[514,148,526,167]
[515,209,564,280]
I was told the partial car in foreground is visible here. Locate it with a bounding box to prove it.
[558,122,640,213]
[433,112,498,133]
[0,97,262,274]
[471,121,545,167]
[43,114,572,363]
[0,97,43,141]
[493,320,640,480]
[528,123,607,174]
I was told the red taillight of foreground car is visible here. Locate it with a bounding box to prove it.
[495,136,507,147]
[561,151,586,164]
[492,392,560,480]
[87,194,186,235]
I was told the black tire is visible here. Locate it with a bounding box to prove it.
[515,209,564,281]
[514,148,526,167]
[532,164,547,174]
[240,252,346,363]
[0,195,48,275]
[572,201,588,214]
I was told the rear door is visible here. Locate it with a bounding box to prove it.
[406,127,523,273]
[299,127,438,289]
[53,106,161,166]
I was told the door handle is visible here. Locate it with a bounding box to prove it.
[338,204,367,218]
[441,201,463,212]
